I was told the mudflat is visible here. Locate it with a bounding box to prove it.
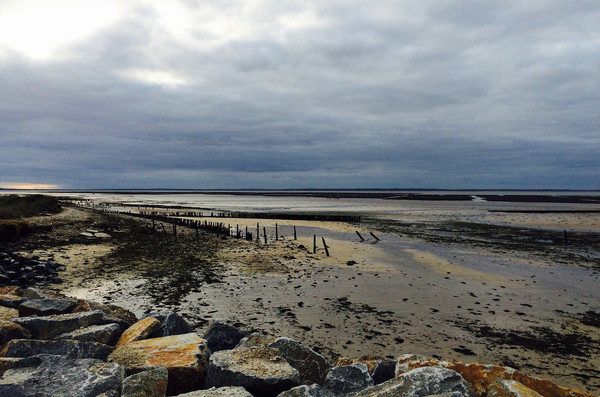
[6,203,600,394]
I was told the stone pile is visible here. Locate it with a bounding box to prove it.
[0,285,594,397]
[0,250,65,287]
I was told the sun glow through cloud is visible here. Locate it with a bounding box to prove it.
[0,183,61,190]
[0,0,119,60]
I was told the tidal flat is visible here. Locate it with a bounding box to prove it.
[6,195,600,394]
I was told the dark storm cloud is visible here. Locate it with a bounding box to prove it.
[0,1,598,189]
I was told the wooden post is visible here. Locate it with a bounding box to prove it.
[356,231,364,241]
[263,227,268,245]
[257,223,260,243]
[322,237,330,257]
[173,224,177,236]
[294,226,297,240]
[313,234,317,253]
[236,224,240,238]
[370,232,380,241]
[275,223,278,240]
[245,225,248,239]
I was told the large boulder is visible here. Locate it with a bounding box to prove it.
[122,367,169,397]
[0,321,31,345]
[54,323,122,346]
[109,332,210,396]
[18,298,77,316]
[143,311,193,337]
[395,355,594,397]
[334,357,395,385]
[207,347,301,397]
[324,363,373,395]
[116,317,162,347]
[175,387,254,396]
[354,366,476,397]
[0,338,113,360]
[11,310,104,339]
[276,384,336,396]
[0,354,123,396]
[203,321,249,352]
[268,337,331,385]
[488,380,544,397]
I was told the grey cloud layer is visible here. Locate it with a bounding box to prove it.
[1,1,598,188]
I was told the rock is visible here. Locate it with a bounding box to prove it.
[116,317,162,347]
[109,333,210,396]
[53,323,122,345]
[0,338,114,360]
[268,337,331,385]
[395,355,594,397]
[235,332,276,349]
[277,384,336,396]
[0,354,123,396]
[122,367,169,397]
[21,287,47,300]
[354,366,476,397]
[94,232,112,238]
[11,309,104,339]
[324,363,374,395]
[0,294,27,308]
[175,386,254,396]
[204,321,249,352]
[143,311,193,337]
[83,301,138,330]
[334,356,395,384]
[18,298,78,316]
[0,286,22,296]
[0,306,18,322]
[489,380,544,397]
[0,357,20,376]
[372,360,397,385]
[207,347,301,397]
[0,321,31,344]
[80,232,95,238]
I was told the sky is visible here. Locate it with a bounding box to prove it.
[0,1,599,190]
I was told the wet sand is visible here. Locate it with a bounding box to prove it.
[8,205,600,394]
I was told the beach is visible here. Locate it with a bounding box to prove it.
[5,192,600,394]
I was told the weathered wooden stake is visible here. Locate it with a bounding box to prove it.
[275,223,278,240]
[370,232,380,241]
[356,231,364,241]
[294,226,297,240]
[322,237,330,257]
[236,224,239,238]
[173,224,177,236]
[313,234,317,253]
[263,227,268,245]
[257,223,260,243]
[564,229,568,244]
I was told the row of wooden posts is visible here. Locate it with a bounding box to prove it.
[133,212,336,257]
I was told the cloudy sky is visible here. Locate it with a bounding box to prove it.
[0,1,598,190]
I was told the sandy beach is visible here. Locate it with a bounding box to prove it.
[6,197,600,394]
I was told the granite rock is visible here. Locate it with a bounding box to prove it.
[207,347,301,397]
[204,321,249,352]
[268,337,331,385]
[109,333,210,396]
[0,338,113,360]
[324,363,374,395]
[276,384,336,396]
[0,354,124,397]
[11,309,105,339]
[116,317,161,347]
[53,322,122,345]
[122,367,169,397]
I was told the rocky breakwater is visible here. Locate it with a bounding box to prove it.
[0,286,594,397]
[0,249,65,287]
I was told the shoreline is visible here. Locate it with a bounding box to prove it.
[3,205,600,394]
